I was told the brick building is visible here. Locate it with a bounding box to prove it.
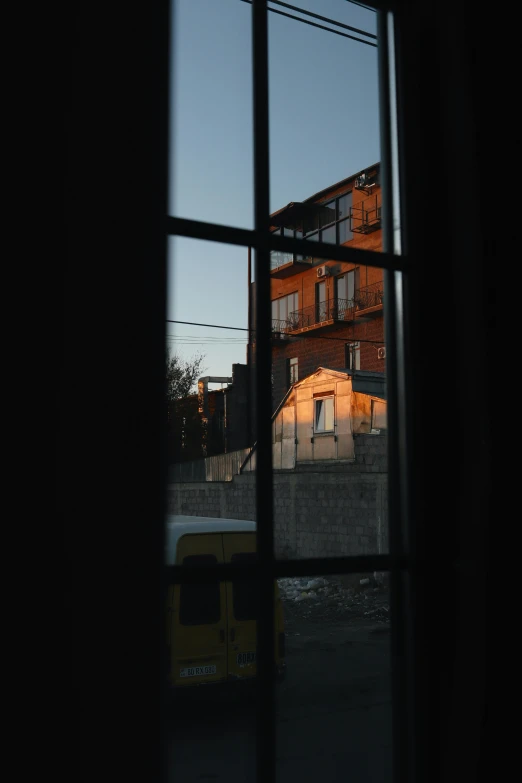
[254,163,385,410]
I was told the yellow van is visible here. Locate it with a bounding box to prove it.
[165,514,286,689]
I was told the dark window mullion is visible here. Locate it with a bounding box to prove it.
[252,2,275,782]
[166,215,407,272]
[377,9,414,783]
[166,554,412,585]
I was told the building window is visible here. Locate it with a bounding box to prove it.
[335,269,360,320]
[314,396,334,433]
[272,292,298,327]
[273,190,355,261]
[303,190,354,245]
[345,342,360,370]
[270,228,294,270]
[315,279,327,322]
[287,357,298,385]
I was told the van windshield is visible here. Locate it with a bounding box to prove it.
[179,554,221,625]
[231,552,258,621]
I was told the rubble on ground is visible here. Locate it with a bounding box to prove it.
[277,574,390,629]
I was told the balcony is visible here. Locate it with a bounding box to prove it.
[354,281,384,319]
[271,283,384,340]
[270,250,313,279]
[350,193,382,234]
[272,298,357,337]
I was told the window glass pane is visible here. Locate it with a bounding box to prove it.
[288,357,298,384]
[276,571,392,781]
[339,216,353,244]
[268,247,388,561]
[321,224,336,244]
[179,555,221,625]
[324,397,334,431]
[170,0,253,228]
[347,269,357,301]
[315,399,324,430]
[166,237,252,472]
[346,342,361,371]
[338,192,352,220]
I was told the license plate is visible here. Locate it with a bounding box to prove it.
[236,651,256,666]
[179,665,217,678]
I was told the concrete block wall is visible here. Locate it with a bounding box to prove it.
[167,434,388,559]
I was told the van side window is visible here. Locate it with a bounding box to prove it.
[231,553,258,621]
[179,555,221,626]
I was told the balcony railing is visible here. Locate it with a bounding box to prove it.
[270,250,294,271]
[350,194,382,234]
[272,298,356,334]
[271,285,384,337]
[355,281,384,311]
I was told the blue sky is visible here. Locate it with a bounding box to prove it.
[167,0,380,382]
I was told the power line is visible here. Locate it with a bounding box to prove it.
[343,0,376,11]
[167,319,251,332]
[167,335,247,342]
[166,319,385,345]
[260,0,376,39]
[239,0,377,47]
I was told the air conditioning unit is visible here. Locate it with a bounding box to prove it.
[356,171,378,189]
[316,265,329,278]
[377,347,386,360]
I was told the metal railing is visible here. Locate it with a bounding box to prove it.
[272,298,356,333]
[355,281,384,311]
[350,193,382,234]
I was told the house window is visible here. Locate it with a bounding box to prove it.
[314,396,334,433]
[287,357,298,385]
[345,342,360,370]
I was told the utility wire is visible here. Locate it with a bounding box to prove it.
[166,319,385,345]
[343,0,376,11]
[257,0,376,39]
[239,0,377,47]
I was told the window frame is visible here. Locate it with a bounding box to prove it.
[313,396,335,433]
[287,356,298,386]
[345,341,361,370]
[166,3,415,782]
[271,291,299,323]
